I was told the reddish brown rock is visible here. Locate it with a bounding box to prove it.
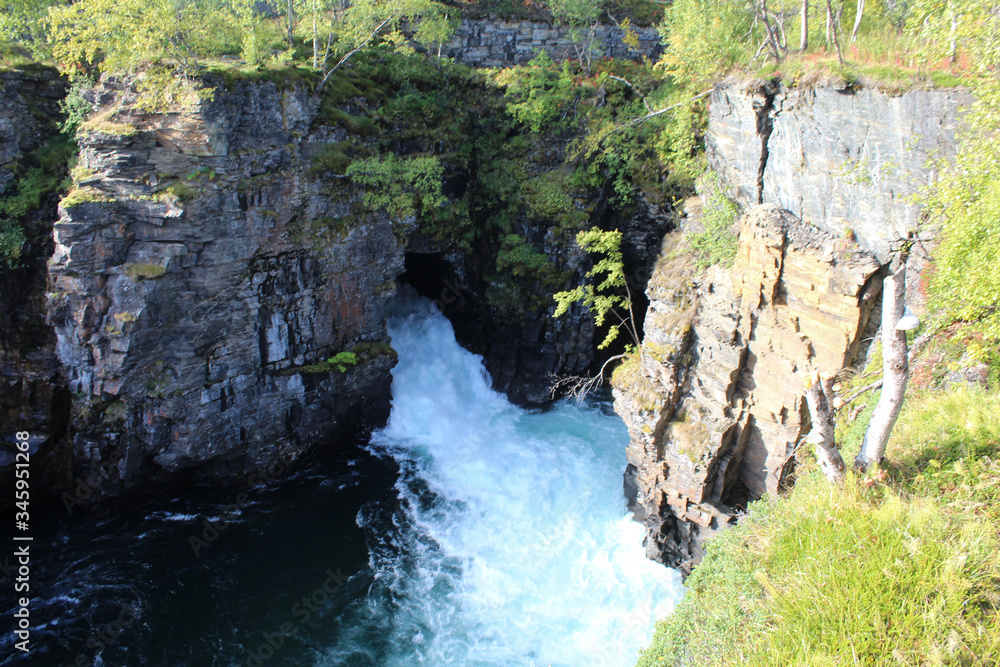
[615,204,881,574]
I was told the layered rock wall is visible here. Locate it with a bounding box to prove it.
[616,205,880,571]
[707,81,970,262]
[444,18,660,67]
[45,79,403,500]
[616,83,970,572]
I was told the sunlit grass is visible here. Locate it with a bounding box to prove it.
[638,384,1000,666]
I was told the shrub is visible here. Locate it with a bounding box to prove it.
[688,171,739,269]
[345,153,446,221]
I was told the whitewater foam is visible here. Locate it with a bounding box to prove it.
[317,292,683,666]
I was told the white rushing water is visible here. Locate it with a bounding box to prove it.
[318,292,684,666]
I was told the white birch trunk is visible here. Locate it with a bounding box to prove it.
[855,262,909,471]
[851,0,865,42]
[801,0,809,51]
[805,372,846,482]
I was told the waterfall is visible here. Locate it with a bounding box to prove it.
[317,291,684,666]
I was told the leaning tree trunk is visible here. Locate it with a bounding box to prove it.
[805,371,846,482]
[851,0,865,42]
[855,261,909,471]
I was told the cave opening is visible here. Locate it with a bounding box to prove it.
[397,252,484,354]
[399,252,465,317]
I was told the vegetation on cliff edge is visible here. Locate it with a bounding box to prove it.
[639,381,1000,666]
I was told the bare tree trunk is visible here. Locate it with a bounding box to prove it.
[851,0,865,42]
[825,0,844,63]
[855,261,909,471]
[801,0,809,51]
[826,0,831,44]
[312,0,318,68]
[287,0,296,46]
[760,0,784,60]
[949,9,958,63]
[805,372,846,482]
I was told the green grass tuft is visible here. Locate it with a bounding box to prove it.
[640,386,1000,667]
[123,263,166,281]
[60,186,111,209]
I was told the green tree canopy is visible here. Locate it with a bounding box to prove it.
[911,0,1000,341]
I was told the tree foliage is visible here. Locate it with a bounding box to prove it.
[6,0,453,105]
[554,227,635,350]
[47,0,240,74]
[657,0,756,86]
[0,0,61,52]
[495,51,583,134]
[909,0,1000,341]
[345,153,446,222]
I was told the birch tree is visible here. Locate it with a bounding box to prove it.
[850,0,864,42]
[854,259,911,472]
[800,0,808,51]
[804,372,847,481]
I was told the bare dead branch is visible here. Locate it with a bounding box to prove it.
[842,378,883,404]
[318,13,397,92]
[621,88,713,130]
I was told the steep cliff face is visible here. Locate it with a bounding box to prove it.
[615,204,880,571]
[46,78,403,501]
[615,82,971,572]
[707,81,970,262]
[0,67,70,491]
[6,53,667,501]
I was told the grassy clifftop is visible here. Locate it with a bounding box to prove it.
[637,342,1000,666]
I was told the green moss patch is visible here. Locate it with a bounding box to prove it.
[123,263,166,281]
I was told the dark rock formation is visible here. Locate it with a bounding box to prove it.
[0,67,71,493]
[402,188,674,406]
[45,78,403,502]
[3,57,668,501]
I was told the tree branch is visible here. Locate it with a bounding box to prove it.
[318,13,397,92]
[608,74,653,113]
[621,88,713,130]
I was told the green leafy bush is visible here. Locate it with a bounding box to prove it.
[496,233,551,279]
[687,171,739,269]
[554,227,635,349]
[345,153,446,221]
[495,51,584,134]
[911,2,1000,342]
[0,137,75,263]
[326,350,358,372]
